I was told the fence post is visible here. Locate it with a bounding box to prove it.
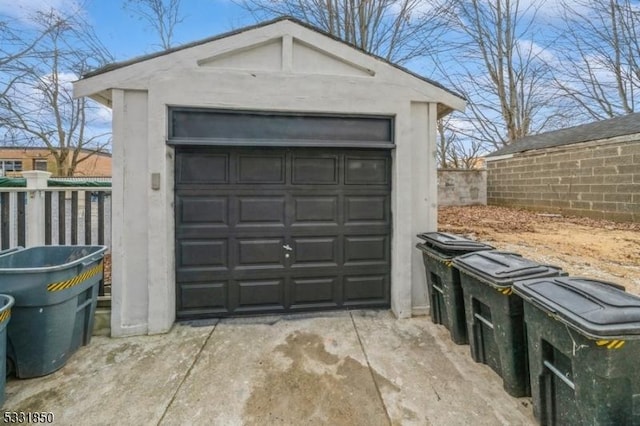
[22,171,52,247]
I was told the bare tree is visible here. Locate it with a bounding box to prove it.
[235,0,450,64]
[554,0,639,121]
[448,137,485,169]
[437,0,560,148]
[0,20,51,70]
[125,0,183,50]
[0,10,114,176]
[436,118,453,169]
[437,115,486,169]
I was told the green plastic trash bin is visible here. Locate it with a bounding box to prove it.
[0,245,107,378]
[514,277,640,426]
[416,232,493,344]
[452,251,563,397]
[0,294,14,407]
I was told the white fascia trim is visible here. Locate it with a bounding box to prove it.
[485,154,514,162]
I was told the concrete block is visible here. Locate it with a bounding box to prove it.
[616,183,640,193]
[592,202,617,211]
[570,150,593,160]
[590,184,617,193]
[579,193,603,202]
[617,165,638,174]
[604,155,634,166]
[604,193,632,203]
[541,162,559,170]
[620,143,640,155]
[580,158,604,168]
[579,175,603,184]
[593,146,621,157]
[603,174,633,184]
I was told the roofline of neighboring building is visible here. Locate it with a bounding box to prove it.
[0,146,112,157]
[81,16,465,103]
[487,112,640,157]
[486,131,640,160]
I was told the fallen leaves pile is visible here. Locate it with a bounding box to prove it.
[438,205,640,236]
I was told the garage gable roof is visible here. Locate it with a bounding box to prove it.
[488,112,640,157]
[74,17,465,114]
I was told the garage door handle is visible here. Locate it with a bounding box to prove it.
[283,244,293,251]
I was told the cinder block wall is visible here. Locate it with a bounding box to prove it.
[438,169,487,206]
[487,138,640,222]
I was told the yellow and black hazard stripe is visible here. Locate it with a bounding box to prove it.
[47,261,103,292]
[0,308,10,324]
[498,287,513,296]
[444,260,453,268]
[595,339,625,349]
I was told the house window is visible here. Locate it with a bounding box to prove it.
[0,160,23,176]
[34,159,48,171]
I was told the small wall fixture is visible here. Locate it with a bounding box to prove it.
[151,173,161,190]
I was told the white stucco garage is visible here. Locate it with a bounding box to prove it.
[74,17,465,337]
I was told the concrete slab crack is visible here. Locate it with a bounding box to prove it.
[157,322,218,425]
[431,385,441,401]
[349,312,392,426]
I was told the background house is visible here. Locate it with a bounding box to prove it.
[0,147,111,177]
[486,113,640,222]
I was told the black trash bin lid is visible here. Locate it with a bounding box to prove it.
[452,250,562,289]
[513,277,640,339]
[416,232,493,253]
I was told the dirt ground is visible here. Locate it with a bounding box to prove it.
[438,205,640,295]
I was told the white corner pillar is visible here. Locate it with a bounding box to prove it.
[110,89,151,337]
[146,92,175,335]
[390,105,414,319]
[22,170,52,247]
[410,102,438,316]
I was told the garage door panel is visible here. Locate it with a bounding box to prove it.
[343,275,389,303]
[291,237,338,266]
[237,154,285,183]
[237,238,286,267]
[237,279,285,308]
[237,196,286,226]
[293,196,338,223]
[344,236,388,265]
[178,196,228,225]
[291,277,338,306]
[178,240,228,269]
[179,282,228,310]
[177,153,229,184]
[345,195,389,224]
[292,155,338,184]
[345,156,389,185]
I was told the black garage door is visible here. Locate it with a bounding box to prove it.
[170,109,393,318]
[175,147,391,318]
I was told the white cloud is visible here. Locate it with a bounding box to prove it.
[387,0,440,20]
[518,0,594,21]
[517,39,557,65]
[0,0,82,24]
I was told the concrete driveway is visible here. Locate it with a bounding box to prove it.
[4,310,535,425]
